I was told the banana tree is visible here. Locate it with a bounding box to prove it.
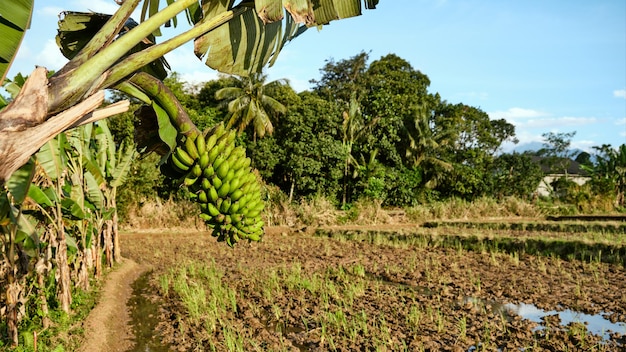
[0,159,36,346]
[0,0,378,183]
[28,135,74,314]
[86,119,135,266]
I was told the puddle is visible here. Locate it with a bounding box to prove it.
[503,302,626,339]
[462,297,626,341]
[128,271,172,352]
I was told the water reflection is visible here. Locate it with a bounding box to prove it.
[463,296,626,340]
[128,272,172,352]
[503,302,626,340]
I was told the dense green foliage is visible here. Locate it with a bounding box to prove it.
[112,52,625,216]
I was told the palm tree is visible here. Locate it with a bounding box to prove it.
[341,92,379,206]
[215,73,287,141]
[404,106,453,189]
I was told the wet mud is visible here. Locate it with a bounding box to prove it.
[121,226,626,351]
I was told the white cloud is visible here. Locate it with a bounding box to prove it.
[614,89,626,99]
[521,116,597,129]
[570,140,596,152]
[616,118,626,126]
[489,107,549,121]
[36,40,69,72]
[178,71,219,88]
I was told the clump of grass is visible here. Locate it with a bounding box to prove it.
[406,196,544,222]
[122,198,203,231]
[159,261,238,335]
[294,195,339,226]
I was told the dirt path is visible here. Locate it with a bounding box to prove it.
[79,258,147,352]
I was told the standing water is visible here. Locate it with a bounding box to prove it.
[128,272,172,352]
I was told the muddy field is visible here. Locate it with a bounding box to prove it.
[121,225,626,351]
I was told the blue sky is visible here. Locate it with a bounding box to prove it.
[7,0,626,152]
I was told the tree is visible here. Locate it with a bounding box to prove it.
[341,92,379,206]
[215,72,287,141]
[262,91,345,201]
[429,102,517,199]
[491,153,543,199]
[584,144,626,207]
[539,131,577,175]
[404,104,453,189]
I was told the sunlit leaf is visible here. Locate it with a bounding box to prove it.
[0,0,33,84]
[27,185,53,208]
[195,0,376,76]
[6,157,35,204]
[61,198,87,220]
[153,102,178,152]
[84,171,104,210]
[38,133,69,181]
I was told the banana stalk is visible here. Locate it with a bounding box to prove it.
[48,0,197,114]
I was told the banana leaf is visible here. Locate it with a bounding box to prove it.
[61,198,87,220]
[5,157,35,204]
[194,0,377,76]
[84,171,104,210]
[27,185,54,208]
[38,133,69,182]
[0,0,33,85]
[56,11,170,80]
[153,101,178,152]
[111,141,136,188]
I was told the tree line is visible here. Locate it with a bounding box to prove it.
[112,51,626,213]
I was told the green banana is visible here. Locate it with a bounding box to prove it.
[199,152,210,169]
[170,154,191,173]
[216,160,230,179]
[207,146,220,164]
[217,181,230,198]
[203,165,215,178]
[195,133,206,156]
[174,147,195,167]
[198,190,208,203]
[205,133,217,152]
[208,186,219,203]
[223,169,235,184]
[185,135,199,160]
[207,203,220,217]
[213,155,226,170]
[220,198,231,213]
[191,164,202,178]
[184,175,199,187]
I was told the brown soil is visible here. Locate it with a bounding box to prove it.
[78,258,146,352]
[81,224,626,351]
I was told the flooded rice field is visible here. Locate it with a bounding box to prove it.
[121,225,626,351]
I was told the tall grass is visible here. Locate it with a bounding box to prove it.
[120,184,620,230]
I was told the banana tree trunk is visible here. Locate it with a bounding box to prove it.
[103,219,113,268]
[6,279,20,346]
[112,215,121,263]
[36,271,50,329]
[53,226,72,313]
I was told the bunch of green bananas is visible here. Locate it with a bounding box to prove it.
[163,123,264,246]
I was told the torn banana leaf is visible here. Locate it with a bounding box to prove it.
[195,0,377,76]
[56,11,170,80]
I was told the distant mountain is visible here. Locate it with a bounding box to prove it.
[509,141,544,154]
[505,142,586,156]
